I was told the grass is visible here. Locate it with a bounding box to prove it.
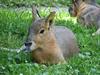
[0,0,100,7]
[0,8,100,75]
[0,0,71,7]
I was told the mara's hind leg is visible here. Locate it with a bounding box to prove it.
[92,20,100,36]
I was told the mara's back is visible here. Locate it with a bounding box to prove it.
[54,26,79,58]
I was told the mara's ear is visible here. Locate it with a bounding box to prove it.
[32,5,41,20]
[45,11,56,26]
[72,0,79,3]
[72,0,79,5]
[72,0,76,3]
[75,0,83,5]
[82,0,85,2]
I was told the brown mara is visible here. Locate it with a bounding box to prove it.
[69,0,100,36]
[22,6,79,64]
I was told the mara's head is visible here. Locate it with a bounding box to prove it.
[24,6,56,52]
[69,0,85,17]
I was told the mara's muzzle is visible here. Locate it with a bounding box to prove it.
[23,41,36,52]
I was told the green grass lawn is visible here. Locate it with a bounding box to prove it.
[0,0,71,7]
[0,0,100,8]
[0,8,100,75]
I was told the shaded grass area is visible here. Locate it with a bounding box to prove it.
[0,0,71,7]
[0,8,100,75]
[0,0,100,7]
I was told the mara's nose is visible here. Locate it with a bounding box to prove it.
[25,42,32,47]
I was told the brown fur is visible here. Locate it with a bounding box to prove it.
[69,0,100,35]
[24,6,79,64]
[31,29,65,64]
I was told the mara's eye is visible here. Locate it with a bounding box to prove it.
[39,29,45,34]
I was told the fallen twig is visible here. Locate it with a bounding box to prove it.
[0,45,25,53]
